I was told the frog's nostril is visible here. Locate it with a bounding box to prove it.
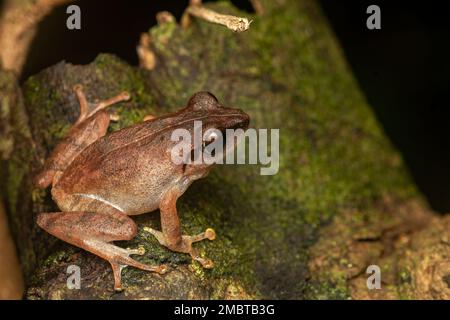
[120,91,131,101]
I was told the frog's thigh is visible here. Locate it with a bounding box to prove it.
[37,209,137,243]
[48,190,137,242]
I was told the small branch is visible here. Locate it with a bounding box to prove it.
[184,4,252,33]
[0,0,72,74]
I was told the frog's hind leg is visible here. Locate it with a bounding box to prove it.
[36,210,167,291]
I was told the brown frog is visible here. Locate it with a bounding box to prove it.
[34,85,250,290]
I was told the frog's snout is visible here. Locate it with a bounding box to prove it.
[239,111,250,130]
[157,264,170,275]
[226,109,250,131]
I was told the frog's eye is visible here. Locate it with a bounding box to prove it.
[188,91,219,110]
[205,131,218,142]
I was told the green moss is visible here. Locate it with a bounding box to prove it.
[396,268,415,299]
[150,19,177,53]
[43,249,72,267]
[307,279,350,300]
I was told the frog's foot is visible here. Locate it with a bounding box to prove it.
[110,246,168,291]
[37,211,168,291]
[144,227,216,268]
[126,245,146,256]
[73,84,130,125]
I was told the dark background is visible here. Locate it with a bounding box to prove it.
[3,0,449,212]
[319,1,450,212]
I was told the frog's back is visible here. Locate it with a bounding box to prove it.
[89,106,199,155]
[54,117,184,214]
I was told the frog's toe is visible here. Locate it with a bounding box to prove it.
[158,264,169,274]
[143,226,215,269]
[205,228,216,240]
[143,226,166,246]
[190,251,214,269]
[126,245,145,256]
[196,257,214,269]
[188,228,216,243]
[109,113,120,122]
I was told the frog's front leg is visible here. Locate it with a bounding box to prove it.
[34,85,130,189]
[144,188,216,268]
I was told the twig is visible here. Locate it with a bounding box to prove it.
[183,3,252,33]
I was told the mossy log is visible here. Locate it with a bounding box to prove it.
[1,1,449,299]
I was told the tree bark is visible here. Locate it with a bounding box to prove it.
[2,0,449,299]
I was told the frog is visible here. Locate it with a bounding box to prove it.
[34,85,250,291]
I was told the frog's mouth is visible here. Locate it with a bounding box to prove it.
[223,127,245,158]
